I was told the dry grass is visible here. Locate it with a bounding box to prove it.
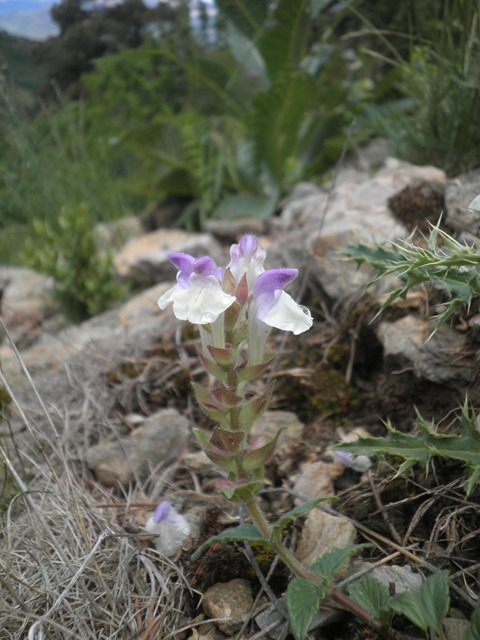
[0,327,195,640]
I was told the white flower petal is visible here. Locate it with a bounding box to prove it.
[261,291,313,334]
[157,285,178,310]
[171,283,235,324]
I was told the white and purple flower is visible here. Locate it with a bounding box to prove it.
[158,236,313,362]
[145,501,191,557]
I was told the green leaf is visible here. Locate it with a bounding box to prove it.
[220,479,264,503]
[466,607,480,640]
[310,545,371,582]
[258,0,310,79]
[191,523,266,562]
[216,0,268,41]
[225,21,268,87]
[271,497,334,543]
[390,571,449,633]
[347,575,392,619]
[285,578,327,640]
[212,385,243,408]
[333,402,480,495]
[236,353,277,383]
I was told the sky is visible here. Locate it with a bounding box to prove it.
[0,0,166,40]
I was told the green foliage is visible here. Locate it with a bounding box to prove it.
[191,523,266,562]
[286,545,367,640]
[334,400,480,495]
[22,203,126,322]
[270,498,334,543]
[348,571,450,636]
[286,578,328,640]
[467,608,480,640]
[361,0,480,175]
[344,222,480,331]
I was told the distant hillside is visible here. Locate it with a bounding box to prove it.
[0,31,51,96]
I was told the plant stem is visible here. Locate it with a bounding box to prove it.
[245,498,412,638]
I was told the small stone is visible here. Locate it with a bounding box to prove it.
[202,579,253,636]
[113,229,221,287]
[85,408,189,486]
[292,460,342,505]
[376,315,474,384]
[356,562,424,595]
[295,509,356,569]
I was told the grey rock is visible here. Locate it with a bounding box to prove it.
[296,509,356,569]
[356,562,424,595]
[113,229,221,287]
[250,410,305,455]
[0,266,56,346]
[445,170,480,233]
[0,282,176,384]
[85,408,189,486]
[202,578,253,636]
[277,158,446,299]
[376,315,474,384]
[95,216,144,254]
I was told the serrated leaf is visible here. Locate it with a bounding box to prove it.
[310,544,371,582]
[286,578,327,640]
[466,607,480,640]
[390,571,449,633]
[191,523,266,562]
[347,575,392,619]
[271,497,334,543]
[333,402,480,494]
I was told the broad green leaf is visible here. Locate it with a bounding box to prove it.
[467,607,480,640]
[225,21,268,87]
[310,545,371,582]
[271,497,334,543]
[390,571,449,633]
[347,575,392,619]
[191,523,266,561]
[216,0,268,40]
[285,578,327,640]
[258,0,310,80]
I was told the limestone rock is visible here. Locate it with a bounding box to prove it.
[292,460,343,505]
[277,159,446,299]
[0,266,56,346]
[445,170,480,233]
[295,509,356,569]
[356,562,424,595]
[376,315,474,384]
[113,229,221,287]
[202,579,253,636]
[85,408,189,486]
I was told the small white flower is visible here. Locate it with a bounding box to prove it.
[145,501,191,557]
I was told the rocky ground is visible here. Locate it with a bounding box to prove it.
[1,152,480,639]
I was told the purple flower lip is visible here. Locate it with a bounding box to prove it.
[335,451,354,464]
[153,501,172,523]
